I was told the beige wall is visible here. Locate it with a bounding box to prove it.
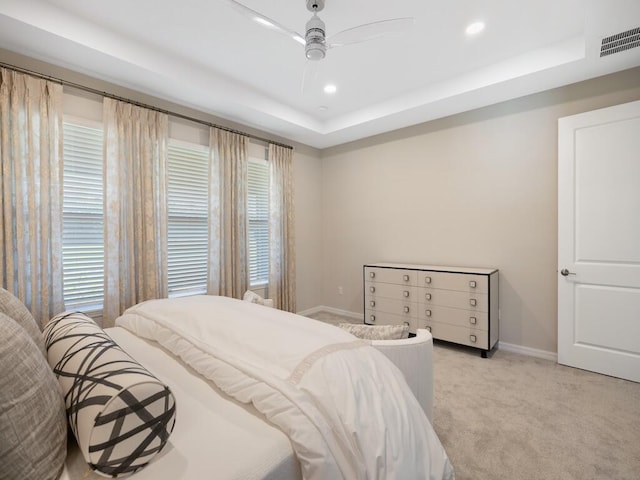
[293,146,323,312]
[3,48,640,352]
[319,67,640,354]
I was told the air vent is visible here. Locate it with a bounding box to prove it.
[600,26,640,57]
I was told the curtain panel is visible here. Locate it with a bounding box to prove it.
[0,68,64,326]
[268,144,296,312]
[102,99,169,326]
[209,128,249,298]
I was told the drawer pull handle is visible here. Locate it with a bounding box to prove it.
[404,321,410,327]
[425,293,431,301]
[370,271,376,278]
[403,274,410,282]
[425,309,431,317]
[370,286,375,293]
[469,298,477,307]
[470,334,477,343]
[424,276,432,284]
[469,316,477,325]
[370,314,376,323]
[370,300,375,307]
[426,326,432,332]
[403,290,410,298]
[469,280,477,288]
[404,306,410,313]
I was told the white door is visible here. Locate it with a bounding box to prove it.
[558,100,640,383]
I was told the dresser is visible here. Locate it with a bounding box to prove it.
[363,263,499,357]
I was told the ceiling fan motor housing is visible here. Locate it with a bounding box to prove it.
[305,14,326,60]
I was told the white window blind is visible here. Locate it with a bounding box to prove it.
[167,142,209,296]
[62,121,105,312]
[248,158,269,286]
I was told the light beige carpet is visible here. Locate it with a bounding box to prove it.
[432,343,640,480]
[305,310,360,326]
[307,311,640,480]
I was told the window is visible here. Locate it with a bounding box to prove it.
[61,109,270,307]
[62,121,105,314]
[167,141,209,296]
[247,157,269,286]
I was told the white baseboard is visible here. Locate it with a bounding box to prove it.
[297,305,362,321]
[498,341,558,362]
[296,305,323,316]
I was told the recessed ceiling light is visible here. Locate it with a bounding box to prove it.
[324,84,337,94]
[318,106,328,111]
[465,21,485,36]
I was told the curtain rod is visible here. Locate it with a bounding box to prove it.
[0,61,293,150]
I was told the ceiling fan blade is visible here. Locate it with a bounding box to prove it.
[301,59,320,94]
[327,17,414,48]
[223,0,305,45]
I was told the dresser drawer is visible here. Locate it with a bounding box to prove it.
[417,271,488,293]
[365,295,417,317]
[365,267,416,285]
[365,281,417,301]
[418,304,488,330]
[421,321,489,349]
[365,308,416,331]
[418,288,489,312]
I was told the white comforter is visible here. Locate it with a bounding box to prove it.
[116,295,454,480]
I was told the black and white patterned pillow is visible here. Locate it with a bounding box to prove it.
[44,312,176,477]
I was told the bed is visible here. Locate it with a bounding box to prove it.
[1,291,454,480]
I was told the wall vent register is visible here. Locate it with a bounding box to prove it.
[363,263,499,358]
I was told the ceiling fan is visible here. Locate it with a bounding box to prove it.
[224,0,414,61]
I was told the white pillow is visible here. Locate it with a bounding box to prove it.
[338,323,410,340]
[44,312,176,477]
[243,290,274,307]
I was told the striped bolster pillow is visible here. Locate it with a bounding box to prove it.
[44,312,176,477]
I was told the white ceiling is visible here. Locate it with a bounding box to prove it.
[1,0,639,149]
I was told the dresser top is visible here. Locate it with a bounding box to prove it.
[365,262,498,275]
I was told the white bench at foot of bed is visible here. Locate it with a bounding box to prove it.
[372,329,434,423]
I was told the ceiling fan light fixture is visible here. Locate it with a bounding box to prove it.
[306,45,326,60]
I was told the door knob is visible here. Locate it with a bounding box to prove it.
[560,268,576,276]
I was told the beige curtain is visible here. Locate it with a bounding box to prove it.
[268,144,296,312]
[103,98,168,326]
[208,128,248,298]
[0,68,64,326]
